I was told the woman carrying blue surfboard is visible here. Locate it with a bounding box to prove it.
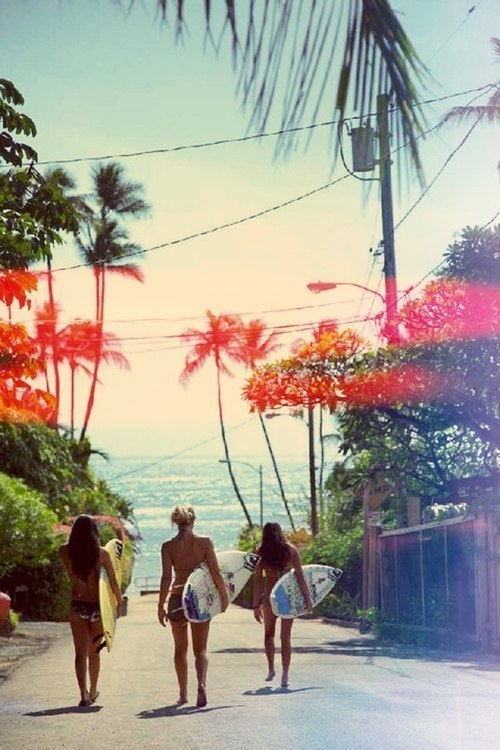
[253,522,313,688]
[157,504,229,707]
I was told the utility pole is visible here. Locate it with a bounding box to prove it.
[377,94,398,343]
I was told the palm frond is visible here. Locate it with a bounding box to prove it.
[150,0,428,184]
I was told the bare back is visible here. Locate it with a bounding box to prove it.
[59,545,98,601]
[164,533,213,588]
[59,545,110,602]
[260,542,297,596]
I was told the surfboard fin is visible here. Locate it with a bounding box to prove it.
[93,632,106,653]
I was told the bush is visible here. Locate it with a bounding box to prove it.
[0,609,19,637]
[317,590,360,621]
[0,472,59,578]
[0,422,91,516]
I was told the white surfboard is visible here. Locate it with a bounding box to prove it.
[98,538,123,652]
[270,564,342,619]
[182,550,260,623]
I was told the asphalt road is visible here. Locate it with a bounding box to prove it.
[1,596,499,749]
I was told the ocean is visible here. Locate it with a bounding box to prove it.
[91,455,312,595]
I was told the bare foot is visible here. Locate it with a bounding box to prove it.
[196,685,207,708]
[265,670,276,682]
[177,696,188,706]
[281,674,289,688]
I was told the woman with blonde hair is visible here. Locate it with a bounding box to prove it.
[157,504,228,707]
[253,522,313,688]
[59,514,122,706]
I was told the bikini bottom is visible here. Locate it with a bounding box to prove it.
[71,599,101,623]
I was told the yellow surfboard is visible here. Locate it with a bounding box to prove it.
[98,538,123,653]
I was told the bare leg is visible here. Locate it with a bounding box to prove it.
[280,617,294,687]
[191,621,210,707]
[262,604,277,681]
[170,621,189,703]
[69,614,90,704]
[89,618,102,700]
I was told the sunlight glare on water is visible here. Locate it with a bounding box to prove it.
[91,455,311,594]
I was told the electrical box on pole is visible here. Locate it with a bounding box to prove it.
[350,124,376,172]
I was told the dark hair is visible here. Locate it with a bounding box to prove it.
[258,522,290,570]
[68,515,100,581]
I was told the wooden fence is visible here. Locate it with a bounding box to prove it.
[366,504,500,651]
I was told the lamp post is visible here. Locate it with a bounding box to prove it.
[307,280,385,303]
[307,279,396,341]
[219,459,263,527]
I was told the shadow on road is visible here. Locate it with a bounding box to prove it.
[243,686,322,697]
[217,640,500,670]
[25,705,102,717]
[137,704,238,719]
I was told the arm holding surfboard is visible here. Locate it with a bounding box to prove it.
[204,539,230,614]
[253,545,313,623]
[288,546,314,612]
[100,547,122,613]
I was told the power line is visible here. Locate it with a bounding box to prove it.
[52,174,351,272]
[11,84,494,169]
[104,416,258,481]
[394,115,484,231]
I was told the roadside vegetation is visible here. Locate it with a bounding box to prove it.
[0,80,139,623]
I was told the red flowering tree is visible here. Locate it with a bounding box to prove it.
[336,227,500,505]
[243,325,367,533]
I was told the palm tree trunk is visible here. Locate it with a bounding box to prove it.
[70,364,76,440]
[80,267,104,441]
[216,366,253,527]
[257,412,295,530]
[308,404,318,536]
[46,257,60,425]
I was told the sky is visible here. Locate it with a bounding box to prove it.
[2,0,499,461]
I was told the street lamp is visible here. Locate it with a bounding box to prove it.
[307,279,400,342]
[219,459,263,527]
[307,280,385,303]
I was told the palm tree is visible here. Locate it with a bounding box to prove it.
[75,162,149,441]
[141,0,428,182]
[34,300,62,396]
[180,310,253,527]
[58,320,130,439]
[39,167,83,422]
[441,38,500,127]
[440,38,500,172]
[237,318,296,530]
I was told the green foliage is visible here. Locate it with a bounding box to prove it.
[0,421,91,518]
[302,471,363,601]
[237,523,262,552]
[1,552,71,621]
[0,608,19,636]
[0,78,37,166]
[0,472,59,578]
[0,79,79,267]
[437,224,500,285]
[337,224,499,506]
[316,590,360,621]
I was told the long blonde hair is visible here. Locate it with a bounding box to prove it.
[171,504,196,528]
